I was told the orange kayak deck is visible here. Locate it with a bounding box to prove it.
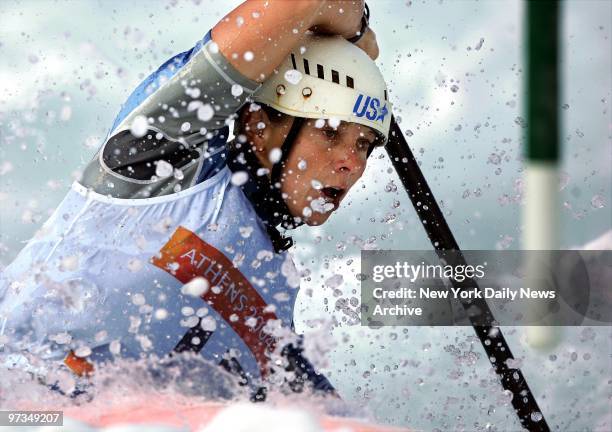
[64,395,411,431]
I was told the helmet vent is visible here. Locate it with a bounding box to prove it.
[289,52,359,90]
[303,58,311,75]
[317,64,325,79]
[331,70,340,84]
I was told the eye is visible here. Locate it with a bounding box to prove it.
[356,139,372,152]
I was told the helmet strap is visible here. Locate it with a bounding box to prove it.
[227,121,306,253]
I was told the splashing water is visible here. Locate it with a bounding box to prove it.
[310,198,334,214]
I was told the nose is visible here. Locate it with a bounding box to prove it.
[334,148,364,175]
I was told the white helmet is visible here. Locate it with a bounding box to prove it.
[253,35,392,143]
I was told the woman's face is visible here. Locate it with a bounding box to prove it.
[279,119,377,226]
[239,106,379,226]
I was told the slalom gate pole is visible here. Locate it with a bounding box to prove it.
[523,0,560,251]
[522,1,563,348]
[384,117,550,431]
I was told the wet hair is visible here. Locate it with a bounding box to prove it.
[233,102,290,138]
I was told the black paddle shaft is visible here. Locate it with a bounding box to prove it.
[384,117,550,432]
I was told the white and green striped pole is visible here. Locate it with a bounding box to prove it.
[523,0,562,349]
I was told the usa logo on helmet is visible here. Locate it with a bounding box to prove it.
[352,94,389,122]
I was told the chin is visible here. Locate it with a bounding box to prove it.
[302,212,332,226]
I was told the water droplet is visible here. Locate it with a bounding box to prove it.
[591,194,605,209]
[474,37,485,50]
[154,308,168,320]
[385,180,397,192]
[132,293,146,306]
[530,412,543,422]
[109,340,121,355]
[155,160,174,178]
[74,346,92,357]
[328,117,341,129]
[514,116,527,128]
[269,148,282,164]
[231,84,244,97]
[130,115,149,137]
[488,153,502,165]
[181,277,209,297]
[239,226,254,238]
[231,171,249,186]
[197,104,215,122]
[181,315,199,328]
[181,306,194,316]
[284,69,303,85]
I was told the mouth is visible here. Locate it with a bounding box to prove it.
[320,186,346,206]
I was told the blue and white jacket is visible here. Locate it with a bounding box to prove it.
[0,30,333,397]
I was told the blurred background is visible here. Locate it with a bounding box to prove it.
[1,0,610,430]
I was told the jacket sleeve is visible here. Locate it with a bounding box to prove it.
[80,30,260,198]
